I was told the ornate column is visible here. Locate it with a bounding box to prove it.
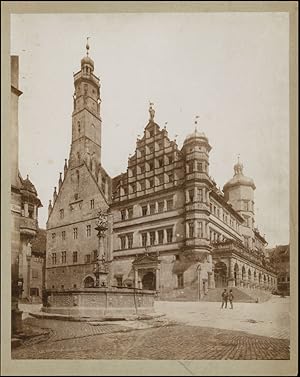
[185,190,189,204]
[202,188,206,203]
[185,222,189,238]
[94,210,109,287]
[194,187,197,202]
[134,268,138,288]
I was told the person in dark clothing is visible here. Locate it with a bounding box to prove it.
[228,289,234,309]
[221,289,228,308]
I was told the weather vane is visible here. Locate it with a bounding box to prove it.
[86,37,90,56]
[194,115,200,131]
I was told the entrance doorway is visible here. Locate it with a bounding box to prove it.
[83,276,94,288]
[214,262,228,288]
[142,271,156,290]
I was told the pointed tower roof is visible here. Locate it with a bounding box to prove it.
[223,156,256,191]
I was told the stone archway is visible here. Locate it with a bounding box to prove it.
[242,265,246,281]
[83,276,95,288]
[214,261,228,288]
[142,271,156,290]
[234,263,239,286]
[248,269,252,287]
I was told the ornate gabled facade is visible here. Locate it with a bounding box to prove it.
[45,45,277,300]
[110,110,277,299]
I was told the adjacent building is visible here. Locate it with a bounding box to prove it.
[266,245,290,295]
[45,45,278,300]
[11,56,42,332]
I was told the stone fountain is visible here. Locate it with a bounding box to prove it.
[42,210,156,320]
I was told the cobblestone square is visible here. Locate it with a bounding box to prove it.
[12,297,290,360]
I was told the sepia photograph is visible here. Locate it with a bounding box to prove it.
[1,1,298,376]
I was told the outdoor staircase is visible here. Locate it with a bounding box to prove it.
[159,286,199,301]
[201,287,272,303]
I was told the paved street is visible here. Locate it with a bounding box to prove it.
[155,295,290,339]
[12,297,290,360]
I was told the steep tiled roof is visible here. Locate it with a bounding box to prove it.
[31,228,46,256]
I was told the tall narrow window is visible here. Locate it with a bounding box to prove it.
[120,236,126,249]
[189,189,194,202]
[158,158,163,167]
[127,234,133,249]
[86,225,91,237]
[197,162,203,172]
[149,231,155,245]
[52,253,57,265]
[177,273,184,288]
[128,207,133,219]
[166,228,173,243]
[149,178,154,188]
[167,199,173,210]
[189,222,194,238]
[85,254,91,264]
[158,230,164,244]
[121,209,126,220]
[73,251,78,263]
[158,201,164,212]
[61,251,66,264]
[141,233,147,247]
[78,121,81,133]
[73,228,78,239]
[62,231,66,240]
[150,203,155,214]
[199,222,203,238]
[198,188,203,202]
[90,199,94,209]
[52,233,56,240]
[60,209,64,219]
[142,205,148,216]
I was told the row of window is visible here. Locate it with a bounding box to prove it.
[59,199,95,219]
[186,161,207,174]
[120,174,175,195]
[51,250,98,265]
[210,202,239,230]
[129,155,174,175]
[136,146,175,159]
[119,228,174,249]
[51,224,93,241]
[120,199,174,220]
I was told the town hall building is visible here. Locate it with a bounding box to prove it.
[45,44,277,300]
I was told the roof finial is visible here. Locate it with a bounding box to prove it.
[194,115,200,132]
[149,101,155,121]
[86,37,90,56]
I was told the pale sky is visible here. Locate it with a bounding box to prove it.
[10,12,289,247]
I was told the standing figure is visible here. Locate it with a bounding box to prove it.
[228,289,234,309]
[221,288,228,309]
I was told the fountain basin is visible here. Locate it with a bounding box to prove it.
[42,287,156,319]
